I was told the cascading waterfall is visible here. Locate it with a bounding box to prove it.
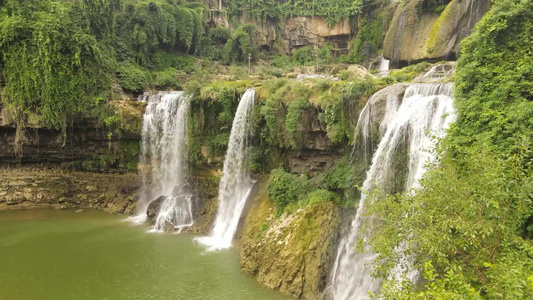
[329,83,456,300]
[196,89,256,250]
[130,92,193,232]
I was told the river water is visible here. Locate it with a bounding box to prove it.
[0,209,290,300]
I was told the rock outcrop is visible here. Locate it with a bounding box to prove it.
[383,0,491,65]
[238,178,341,299]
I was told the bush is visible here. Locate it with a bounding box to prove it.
[366,148,533,299]
[267,169,306,212]
[209,27,231,45]
[222,24,257,65]
[208,132,230,157]
[301,189,340,207]
[117,63,149,93]
[337,70,353,81]
[285,99,311,137]
[292,46,314,65]
[153,51,196,73]
[154,68,180,90]
[270,55,293,69]
[380,62,430,84]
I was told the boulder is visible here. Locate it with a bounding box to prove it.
[146,195,166,222]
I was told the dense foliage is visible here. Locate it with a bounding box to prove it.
[364,0,533,298]
[0,0,111,155]
[0,0,209,156]
[224,0,363,25]
[266,167,343,214]
[116,0,205,64]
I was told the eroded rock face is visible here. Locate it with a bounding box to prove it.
[211,13,351,54]
[238,179,341,299]
[0,102,142,169]
[383,0,491,65]
[287,108,346,175]
[0,169,140,213]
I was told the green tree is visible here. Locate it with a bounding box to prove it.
[0,0,110,156]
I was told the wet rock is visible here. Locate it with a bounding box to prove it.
[146,195,166,222]
[75,209,83,213]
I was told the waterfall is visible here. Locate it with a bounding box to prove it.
[329,83,455,300]
[130,92,193,232]
[196,89,256,250]
[378,55,390,77]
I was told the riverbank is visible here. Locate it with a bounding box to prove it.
[0,169,140,214]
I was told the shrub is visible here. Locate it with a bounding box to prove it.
[337,70,353,81]
[209,27,231,45]
[153,51,196,73]
[154,68,180,90]
[292,46,314,65]
[117,63,149,93]
[285,99,311,137]
[301,189,340,206]
[270,55,293,68]
[267,169,306,212]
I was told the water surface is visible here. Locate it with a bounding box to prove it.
[0,209,290,300]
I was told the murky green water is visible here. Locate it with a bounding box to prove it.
[0,209,289,300]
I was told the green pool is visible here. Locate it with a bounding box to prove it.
[0,209,289,300]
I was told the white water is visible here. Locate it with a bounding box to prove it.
[329,83,455,300]
[196,89,256,250]
[352,83,405,166]
[129,92,193,232]
[378,55,390,77]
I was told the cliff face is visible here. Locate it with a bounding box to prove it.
[237,178,341,300]
[209,0,490,65]
[383,0,491,65]
[211,11,352,55]
[0,102,142,171]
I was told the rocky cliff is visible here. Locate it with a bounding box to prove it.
[210,7,352,54]
[0,101,143,170]
[237,178,341,299]
[383,0,491,65]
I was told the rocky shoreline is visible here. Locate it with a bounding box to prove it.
[0,169,140,214]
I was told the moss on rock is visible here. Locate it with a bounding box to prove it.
[383,0,491,64]
[239,177,341,299]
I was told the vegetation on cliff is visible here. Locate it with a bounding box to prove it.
[224,0,363,25]
[365,0,533,298]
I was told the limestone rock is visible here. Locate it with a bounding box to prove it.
[0,169,140,213]
[211,13,351,54]
[346,65,375,81]
[383,0,491,64]
[238,179,341,299]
